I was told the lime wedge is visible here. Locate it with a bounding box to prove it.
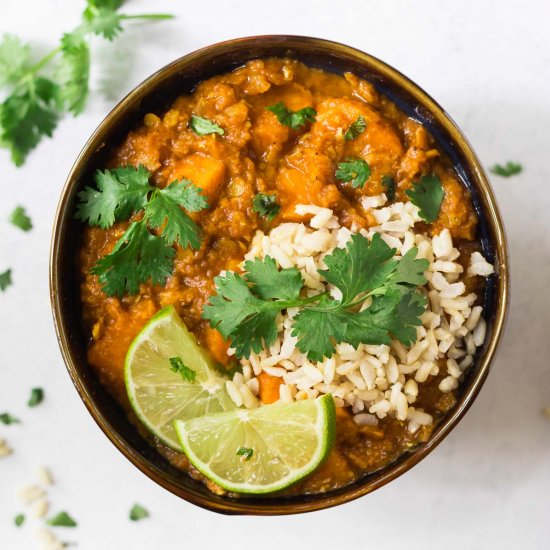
[125,306,235,450]
[174,394,336,494]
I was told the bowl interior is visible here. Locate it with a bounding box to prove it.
[51,35,507,515]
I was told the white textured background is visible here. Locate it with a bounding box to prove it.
[1,1,549,548]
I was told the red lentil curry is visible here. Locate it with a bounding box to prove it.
[79,58,479,496]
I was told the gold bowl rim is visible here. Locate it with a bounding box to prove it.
[50,35,509,515]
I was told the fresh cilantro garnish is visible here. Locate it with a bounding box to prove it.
[0,412,20,425]
[381,175,396,201]
[28,388,44,407]
[203,234,428,361]
[169,357,196,383]
[0,269,12,291]
[252,193,280,221]
[335,159,371,189]
[405,174,444,223]
[0,5,173,166]
[266,102,316,130]
[236,447,254,460]
[47,511,77,527]
[188,115,224,136]
[344,115,366,141]
[9,206,32,231]
[14,514,25,527]
[76,165,208,296]
[129,504,149,521]
[490,161,522,178]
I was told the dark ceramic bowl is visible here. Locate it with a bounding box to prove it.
[50,35,509,515]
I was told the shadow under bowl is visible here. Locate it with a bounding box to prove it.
[50,35,509,515]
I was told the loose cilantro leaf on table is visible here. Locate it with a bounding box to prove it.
[76,165,207,297]
[0,3,174,166]
[129,504,149,521]
[335,159,371,189]
[266,102,317,129]
[169,357,196,383]
[47,511,77,527]
[0,269,12,291]
[237,447,254,460]
[189,115,224,136]
[28,388,44,407]
[253,193,280,221]
[382,175,396,201]
[344,115,366,141]
[14,514,25,527]
[203,233,428,361]
[9,206,32,231]
[490,161,522,178]
[406,174,444,223]
[0,412,20,425]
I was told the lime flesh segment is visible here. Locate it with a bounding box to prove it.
[175,394,336,494]
[125,306,235,450]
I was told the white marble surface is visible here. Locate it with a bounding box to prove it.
[1,0,549,548]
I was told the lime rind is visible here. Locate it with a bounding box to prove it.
[125,306,235,450]
[174,393,336,494]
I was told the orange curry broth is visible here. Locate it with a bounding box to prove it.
[79,58,477,495]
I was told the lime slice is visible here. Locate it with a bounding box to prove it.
[174,394,336,494]
[125,306,235,450]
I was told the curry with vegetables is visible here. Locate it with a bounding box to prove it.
[77,58,485,496]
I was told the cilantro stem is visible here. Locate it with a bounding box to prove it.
[273,291,328,310]
[120,14,175,21]
[13,46,62,92]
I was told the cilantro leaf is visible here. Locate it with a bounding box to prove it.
[252,193,280,221]
[244,256,303,301]
[14,514,25,527]
[0,269,12,291]
[84,6,123,40]
[0,77,60,166]
[0,412,20,425]
[129,504,149,521]
[335,159,371,189]
[344,115,366,141]
[169,357,196,383]
[236,447,253,460]
[406,174,444,223]
[75,165,152,229]
[292,303,348,361]
[10,206,32,231]
[144,180,207,249]
[91,221,175,296]
[28,387,44,407]
[320,233,397,304]
[57,32,90,116]
[266,102,316,129]
[47,511,77,527]
[189,115,224,136]
[202,270,283,358]
[0,35,30,87]
[382,175,396,201]
[490,161,522,178]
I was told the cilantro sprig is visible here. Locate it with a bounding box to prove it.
[169,357,196,383]
[335,159,371,189]
[189,115,224,136]
[490,161,522,178]
[344,116,366,141]
[76,165,208,297]
[203,233,428,361]
[9,206,32,231]
[0,1,174,166]
[253,193,280,221]
[266,102,316,129]
[406,174,444,223]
